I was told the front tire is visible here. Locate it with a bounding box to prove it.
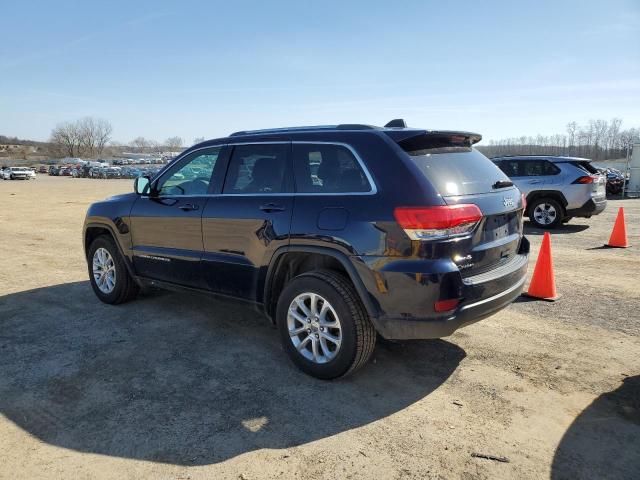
[529,197,563,229]
[276,270,376,379]
[88,235,139,304]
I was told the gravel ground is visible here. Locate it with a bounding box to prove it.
[1,175,638,479]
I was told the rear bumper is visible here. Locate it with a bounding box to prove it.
[361,237,530,340]
[373,274,526,339]
[566,198,606,218]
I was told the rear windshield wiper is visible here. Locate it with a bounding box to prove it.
[492,180,514,189]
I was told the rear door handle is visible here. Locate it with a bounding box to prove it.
[528,180,542,184]
[259,203,285,213]
[178,203,199,211]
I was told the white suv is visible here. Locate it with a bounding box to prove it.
[492,156,607,228]
[2,167,33,180]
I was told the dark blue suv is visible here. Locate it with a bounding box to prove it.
[84,120,529,379]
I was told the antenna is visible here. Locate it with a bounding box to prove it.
[384,119,407,128]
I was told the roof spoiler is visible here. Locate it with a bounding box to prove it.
[385,130,482,150]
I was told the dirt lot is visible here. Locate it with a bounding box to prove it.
[1,175,639,480]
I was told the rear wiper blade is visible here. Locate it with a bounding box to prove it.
[492,180,514,189]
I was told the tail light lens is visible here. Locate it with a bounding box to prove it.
[394,204,483,241]
[521,193,527,211]
[573,175,597,184]
[434,298,460,312]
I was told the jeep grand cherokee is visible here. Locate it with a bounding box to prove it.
[84,120,529,379]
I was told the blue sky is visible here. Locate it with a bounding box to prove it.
[1,0,638,144]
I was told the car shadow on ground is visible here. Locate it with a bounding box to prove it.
[524,222,590,235]
[0,281,465,466]
[551,375,640,479]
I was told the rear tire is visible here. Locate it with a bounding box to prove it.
[276,270,376,379]
[529,197,563,229]
[87,235,139,304]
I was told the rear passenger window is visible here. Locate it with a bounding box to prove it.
[293,144,371,193]
[523,160,560,176]
[223,144,290,194]
[497,161,521,177]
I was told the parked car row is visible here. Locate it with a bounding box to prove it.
[112,158,169,166]
[1,166,36,180]
[83,165,163,179]
[596,167,627,196]
[43,163,163,179]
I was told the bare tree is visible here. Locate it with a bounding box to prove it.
[130,137,150,152]
[50,121,81,157]
[147,139,161,154]
[193,137,205,145]
[94,118,113,156]
[49,117,112,158]
[165,136,184,150]
[479,118,638,160]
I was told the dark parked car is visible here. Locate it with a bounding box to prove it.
[83,120,529,379]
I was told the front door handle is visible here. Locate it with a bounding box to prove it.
[528,180,542,184]
[259,203,285,213]
[178,203,199,211]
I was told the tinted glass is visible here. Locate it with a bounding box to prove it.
[522,160,560,176]
[157,147,220,196]
[496,160,521,177]
[571,161,599,174]
[407,148,510,196]
[293,144,371,193]
[223,144,289,194]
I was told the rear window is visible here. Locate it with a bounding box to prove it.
[405,147,511,196]
[570,160,599,174]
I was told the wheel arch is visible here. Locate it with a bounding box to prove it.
[84,222,136,277]
[263,246,378,323]
[525,190,567,217]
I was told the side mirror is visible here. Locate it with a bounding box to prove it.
[134,175,151,195]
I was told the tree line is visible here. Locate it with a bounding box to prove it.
[5,116,639,160]
[48,117,193,158]
[479,118,639,160]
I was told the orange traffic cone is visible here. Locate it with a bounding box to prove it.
[523,232,560,301]
[606,207,630,248]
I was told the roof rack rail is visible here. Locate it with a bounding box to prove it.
[229,124,377,137]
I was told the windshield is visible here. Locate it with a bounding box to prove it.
[406,147,512,196]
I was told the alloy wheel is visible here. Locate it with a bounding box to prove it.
[533,203,557,225]
[92,247,116,294]
[287,292,342,364]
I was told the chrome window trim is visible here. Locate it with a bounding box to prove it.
[144,140,378,198]
[290,141,377,196]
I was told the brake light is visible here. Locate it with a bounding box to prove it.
[521,193,526,211]
[573,175,596,184]
[394,204,483,241]
[434,298,460,312]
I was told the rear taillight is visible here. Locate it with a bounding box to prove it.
[393,204,483,241]
[521,193,526,211]
[573,175,597,184]
[434,298,460,312]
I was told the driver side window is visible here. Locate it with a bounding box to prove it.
[158,147,221,196]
